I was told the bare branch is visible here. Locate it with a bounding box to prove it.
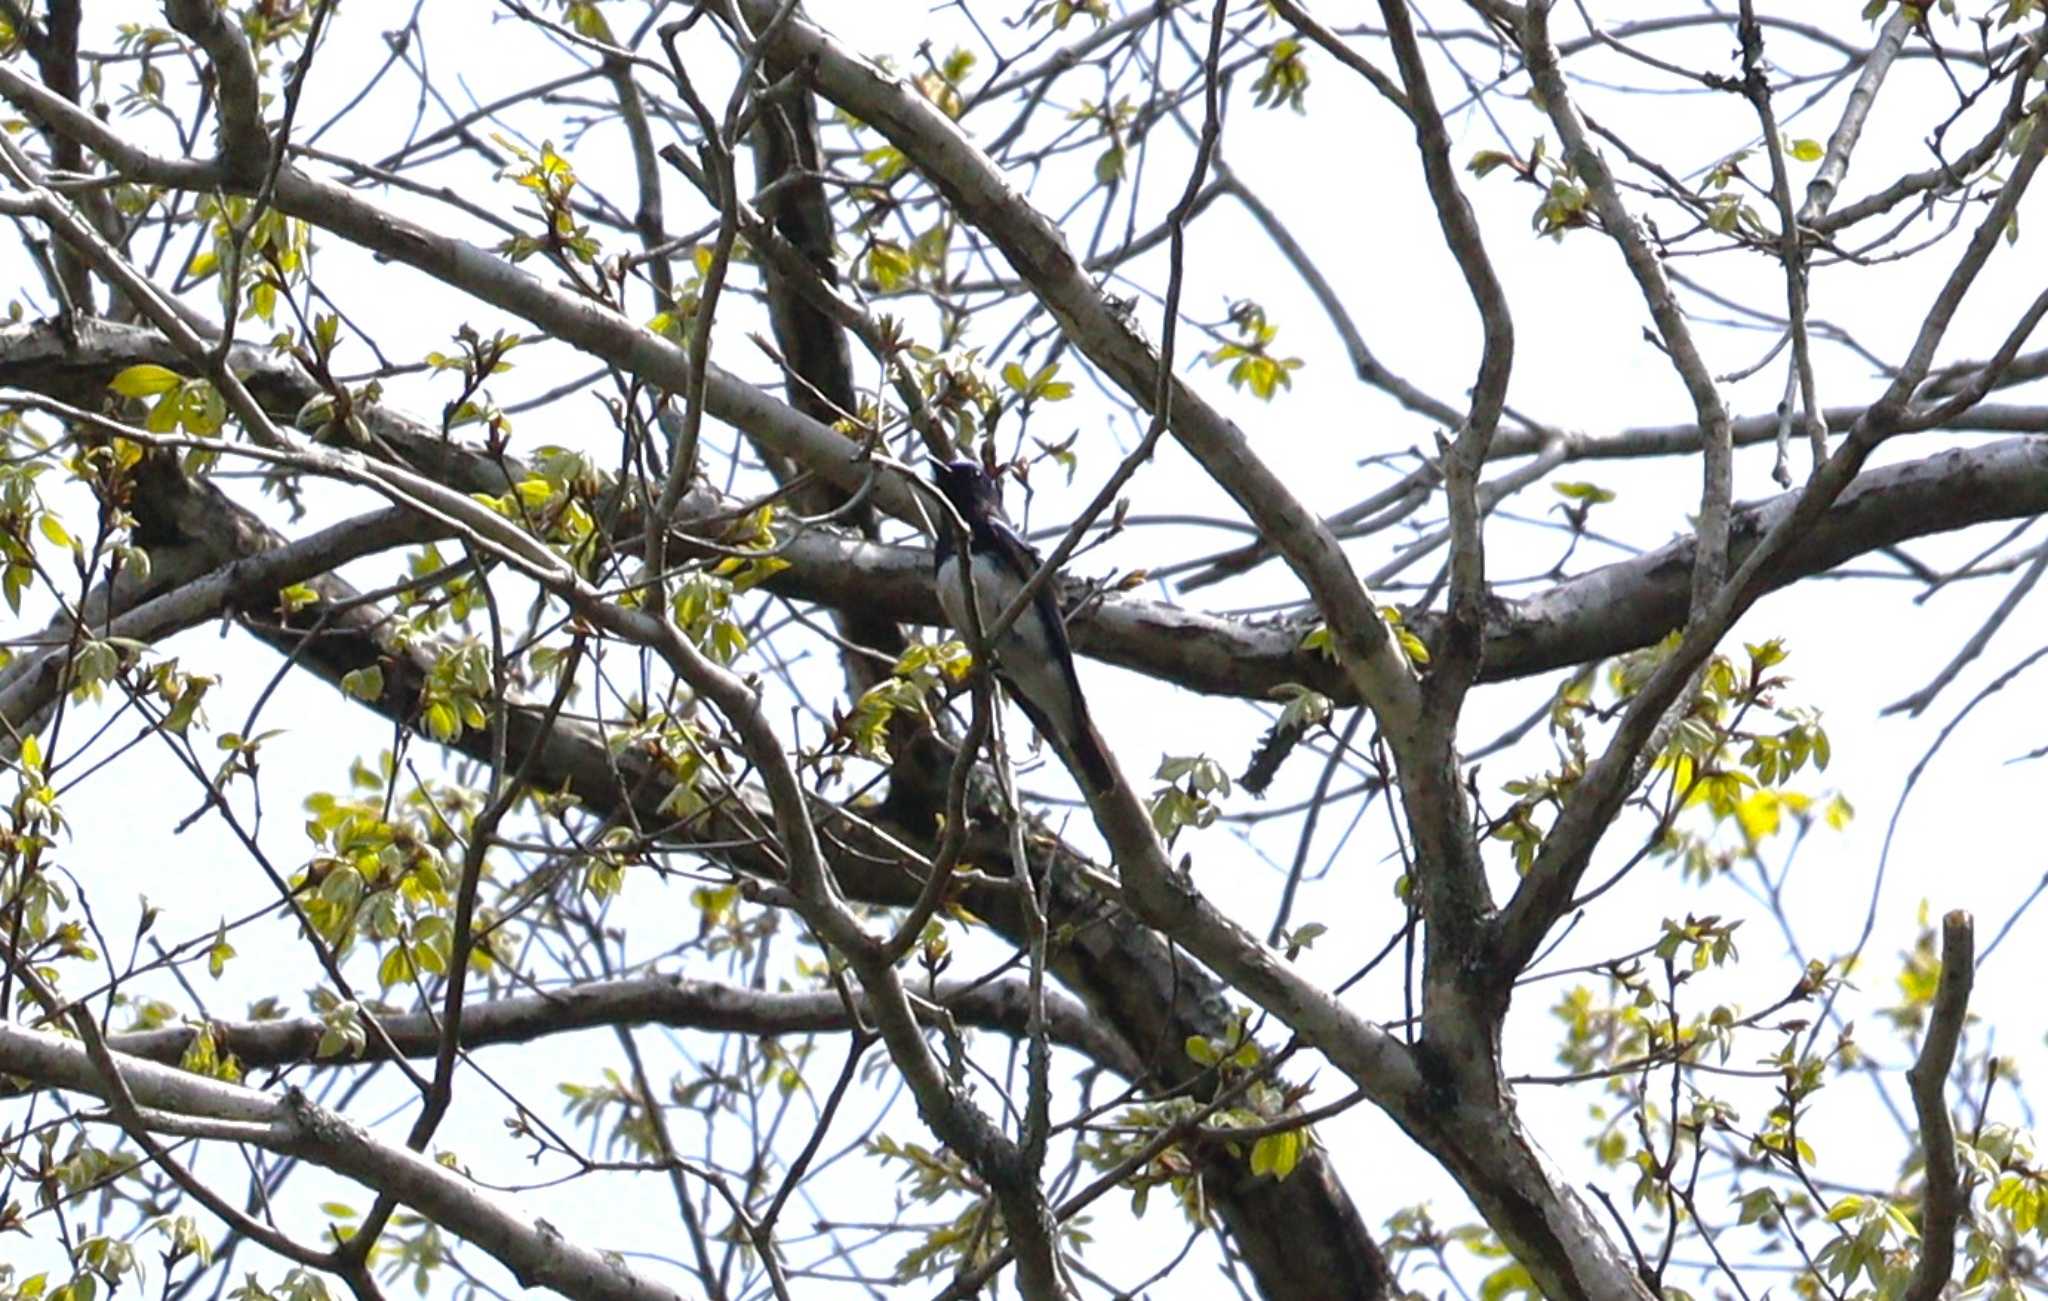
[1901,910,1974,1301]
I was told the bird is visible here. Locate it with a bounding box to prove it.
[928,459,1115,790]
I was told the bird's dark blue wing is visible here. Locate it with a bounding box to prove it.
[928,465,1114,788]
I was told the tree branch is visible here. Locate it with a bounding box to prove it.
[105,972,1143,1081]
[1901,910,1973,1301]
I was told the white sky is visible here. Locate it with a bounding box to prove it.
[5,2,2047,1297]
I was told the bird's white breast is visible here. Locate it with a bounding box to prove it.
[935,550,1081,737]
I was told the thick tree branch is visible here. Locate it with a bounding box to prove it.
[5,323,2048,717]
[105,972,1143,1080]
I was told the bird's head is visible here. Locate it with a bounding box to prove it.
[929,458,1003,520]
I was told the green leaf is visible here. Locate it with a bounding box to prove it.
[206,921,235,979]
[1468,149,1517,178]
[1282,921,1326,960]
[566,1,614,41]
[340,666,385,702]
[37,512,75,551]
[867,241,914,291]
[1479,1261,1538,1301]
[1789,138,1824,162]
[110,363,183,397]
[1251,1129,1303,1180]
[423,701,459,741]
[1251,38,1310,112]
[1553,480,1616,504]
[377,944,416,988]
[162,678,209,735]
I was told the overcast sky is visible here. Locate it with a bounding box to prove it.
[6,3,2047,1296]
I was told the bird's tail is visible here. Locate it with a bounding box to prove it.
[1064,711,1116,792]
[1010,690,1117,792]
